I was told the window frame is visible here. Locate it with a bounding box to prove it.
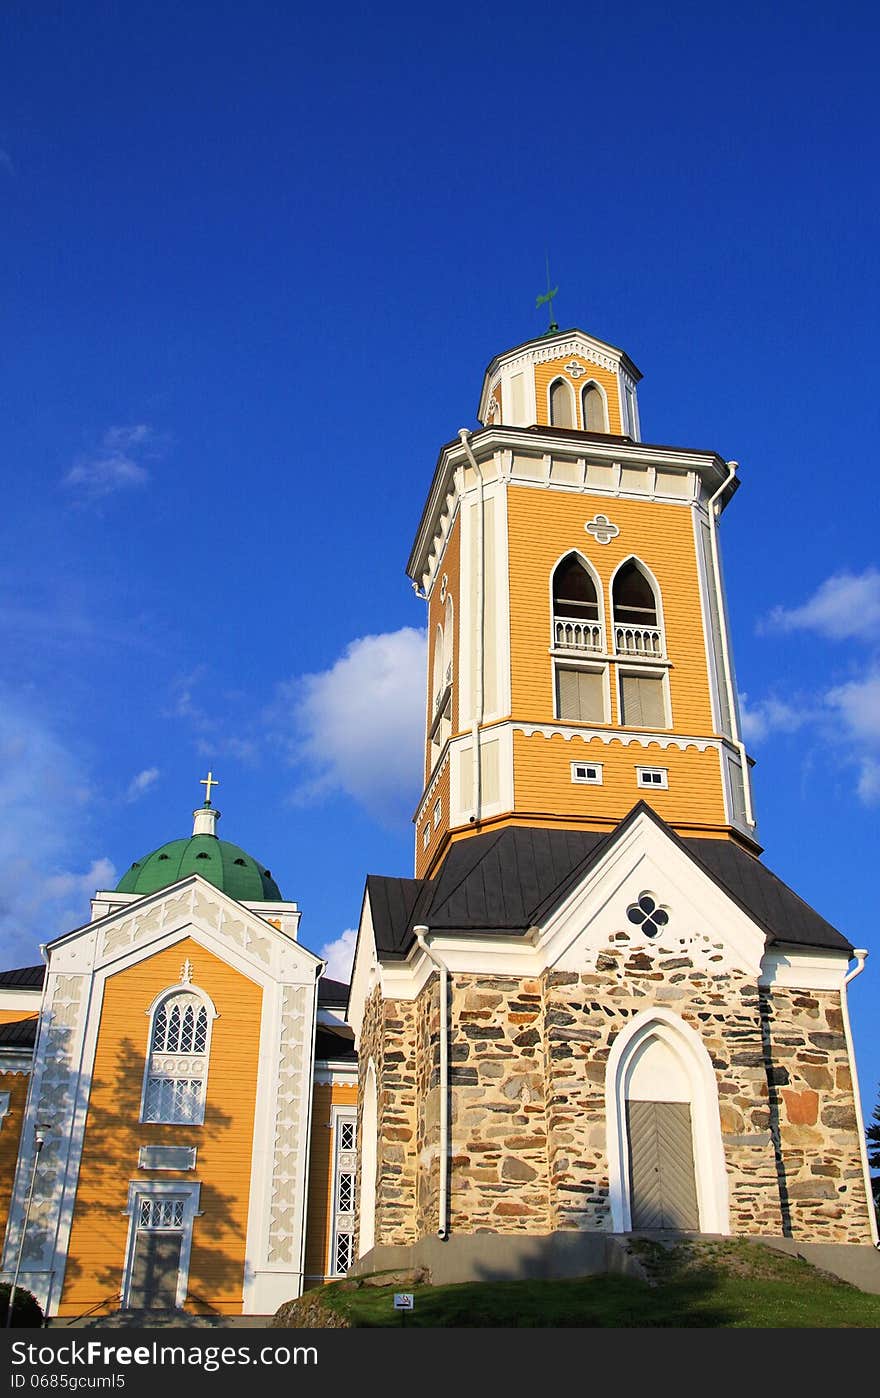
[549,550,606,656]
[328,1105,358,1279]
[547,375,576,430]
[139,984,218,1128]
[571,760,604,785]
[609,556,666,660]
[580,379,609,433]
[554,659,610,726]
[636,766,669,790]
[616,665,672,730]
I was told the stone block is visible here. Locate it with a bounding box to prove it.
[781,1088,818,1125]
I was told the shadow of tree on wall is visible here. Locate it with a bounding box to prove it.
[57,1036,244,1318]
[758,990,793,1236]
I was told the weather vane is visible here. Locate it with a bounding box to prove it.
[536,255,559,334]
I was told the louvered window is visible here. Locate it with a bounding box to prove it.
[582,384,606,432]
[549,379,574,428]
[620,674,667,728]
[557,667,605,723]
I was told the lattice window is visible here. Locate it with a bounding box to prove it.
[330,1112,357,1277]
[138,1197,185,1230]
[141,990,213,1126]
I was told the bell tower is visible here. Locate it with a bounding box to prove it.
[409,326,757,878]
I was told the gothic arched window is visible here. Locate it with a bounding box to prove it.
[141,988,215,1126]
[549,378,574,429]
[612,560,658,629]
[552,554,603,653]
[582,383,607,432]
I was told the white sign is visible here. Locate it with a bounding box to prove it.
[393,1293,414,1310]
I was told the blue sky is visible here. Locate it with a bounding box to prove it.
[2,3,879,1110]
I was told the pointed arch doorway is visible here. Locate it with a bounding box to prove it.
[606,1010,730,1235]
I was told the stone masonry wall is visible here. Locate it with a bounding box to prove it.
[763,985,873,1242]
[356,985,419,1248]
[442,974,552,1234]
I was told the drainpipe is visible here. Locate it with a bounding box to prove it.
[415,927,449,1240]
[458,429,485,824]
[841,950,879,1245]
[706,460,756,830]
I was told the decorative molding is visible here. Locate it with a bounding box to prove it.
[138,1144,197,1171]
[503,336,619,376]
[584,512,620,545]
[266,983,310,1265]
[564,359,587,379]
[513,722,718,753]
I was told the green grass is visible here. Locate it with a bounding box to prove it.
[305,1241,880,1328]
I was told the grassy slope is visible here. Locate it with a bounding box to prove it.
[297,1241,880,1329]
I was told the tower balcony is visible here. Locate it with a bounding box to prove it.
[553,617,605,653]
[614,624,664,659]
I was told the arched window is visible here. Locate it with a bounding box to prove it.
[549,378,574,429]
[442,595,454,688]
[432,623,445,714]
[141,988,215,1126]
[582,383,607,432]
[612,560,665,663]
[552,553,602,652]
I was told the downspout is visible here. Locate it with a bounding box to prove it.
[841,949,879,1245]
[706,460,756,830]
[415,927,449,1240]
[458,429,485,824]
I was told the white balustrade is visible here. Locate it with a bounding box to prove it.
[553,617,604,652]
[614,624,664,657]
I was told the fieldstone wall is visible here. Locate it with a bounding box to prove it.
[356,985,419,1247]
[360,938,874,1249]
[762,985,872,1243]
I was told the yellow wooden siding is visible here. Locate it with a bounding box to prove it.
[303,1081,358,1288]
[507,487,715,733]
[415,760,451,878]
[58,937,262,1317]
[0,1009,38,1023]
[534,358,622,433]
[513,732,727,829]
[0,1070,31,1239]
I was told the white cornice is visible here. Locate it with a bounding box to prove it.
[408,429,734,585]
[513,722,721,753]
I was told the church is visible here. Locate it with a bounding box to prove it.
[0,322,876,1319]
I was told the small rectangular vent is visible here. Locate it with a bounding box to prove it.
[571,762,603,785]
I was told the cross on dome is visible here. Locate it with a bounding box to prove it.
[200,771,219,806]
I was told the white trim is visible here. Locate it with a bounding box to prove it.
[615,663,673,730]
[139,982,218,1127]
[691,507,724,734]
[121,1179,201,1310]
[547,375,576,430]
[553,657,611,726]
[609,554,667,658]
[358,1059,378,1257]
[327,1105,358,1279]
[758,947,850,990]
[636,766,669,790]
[512,720,721,752]
[0,990,42,1014]
[580,379,609,433]
[605,1009,730,1234]
[548,547,606,655]
[571,761,603,785]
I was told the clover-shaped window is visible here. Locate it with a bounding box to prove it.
[626,891,669,939]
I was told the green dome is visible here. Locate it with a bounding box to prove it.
[116,834,283,902]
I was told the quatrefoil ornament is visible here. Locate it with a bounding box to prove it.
[584,513,620,545]
[564,359,587,379]
[626,891,670,939]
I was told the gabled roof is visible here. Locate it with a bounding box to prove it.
[0,965,45,989]
[317,976,350,1007]
[365,805,852,959]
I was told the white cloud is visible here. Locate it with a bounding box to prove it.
[319,928,358,983]
[0,694,114,963]
[63,424,157,500]
[826,672,880,744]
[125,767,160,802]
[739,694,813,744]
[274,627,426,826]
[764,568,880,641]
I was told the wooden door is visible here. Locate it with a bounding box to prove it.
[626,1099,700,1231]
[128,1230,183,1309]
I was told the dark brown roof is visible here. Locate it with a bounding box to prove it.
[365,806,852,960]
[0,965,45,989]
[0,1017,38,1048]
